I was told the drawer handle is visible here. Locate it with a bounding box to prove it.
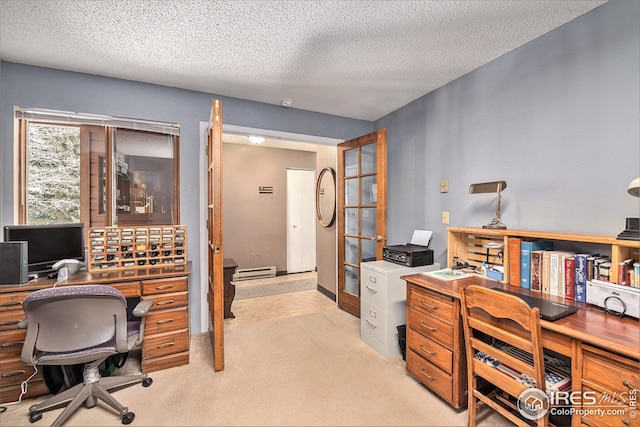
[366,286,377,294]
[156,284,174,290]
[366,319,377,329]
[421,300,438,310]
[418,367,436,381]
[157,342,175,349]
[0,301,22,307]
[622,418,630,426]
[0,320,20,327]
[1,341,24,348]
[2,370,26,378]
[622,379,639,390]
[419,321,438,332]
[418,342,436,356]
[156,300,175,306]
[157,318,174,325]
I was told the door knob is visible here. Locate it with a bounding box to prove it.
[376,235,383,242]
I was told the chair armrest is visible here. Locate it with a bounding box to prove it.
[18,319,28,329]
[132,300,153,317]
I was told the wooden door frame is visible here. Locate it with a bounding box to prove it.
[337,129,387,317]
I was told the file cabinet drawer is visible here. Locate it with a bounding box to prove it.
[143,291,188,312]
[361,269,388,307]
[142,277,188,296]
[144,307,188,335]
[142,329,189,360]
[407,327,453,374]
[406,349,453,403]
[408,286,454,322]
[408,307,454,348]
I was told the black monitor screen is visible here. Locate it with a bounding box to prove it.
[3,223,85,274]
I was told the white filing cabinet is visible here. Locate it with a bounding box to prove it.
[360,260,440,359]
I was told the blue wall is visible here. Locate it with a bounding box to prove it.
[0,64,371,333]
[376,0,640,265]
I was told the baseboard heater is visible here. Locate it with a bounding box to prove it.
[232,266,277,281]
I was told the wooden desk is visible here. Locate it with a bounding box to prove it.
[0,263,191,404]
[402,273,640,426]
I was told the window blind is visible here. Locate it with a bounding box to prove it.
[15,107,180,136]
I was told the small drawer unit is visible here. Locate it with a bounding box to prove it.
[405,282,467,409]
[360,261,439,359]
[140,277,189,373]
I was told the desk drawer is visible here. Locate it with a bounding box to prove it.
[0,292,28,313]
[106,282,140,298]
[0,357,41,388]
[581,385,639,427]
[408,308,454,349]
[0,380,49,404]
[0,329,26,358]
[143,291,188,312]
[0,310,24,332]
[407,349,453,403]
[144,307,188,335]
[142,329,189,360]
[407,327,452,374]
[142,277,188,296]
[408,287,454,322]
[583,346,640,397]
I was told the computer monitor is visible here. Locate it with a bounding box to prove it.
[3,223,85,277]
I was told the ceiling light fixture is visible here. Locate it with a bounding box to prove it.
[248,136,265,144]
[281,99,293,108]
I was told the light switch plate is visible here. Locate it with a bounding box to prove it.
[440,179,449,193]
[442,211,449,224]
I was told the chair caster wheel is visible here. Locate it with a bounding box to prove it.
[142,377,153,387]
[29,410,42,423]
[122,411,135,425]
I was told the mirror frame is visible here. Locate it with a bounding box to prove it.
[316,167,337,227]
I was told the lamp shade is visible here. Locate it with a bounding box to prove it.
[628,177,640,197]
[469,181,507,194]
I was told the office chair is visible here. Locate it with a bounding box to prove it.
[20,285,154,426]
[460,285,570,427]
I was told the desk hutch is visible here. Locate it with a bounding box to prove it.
[403,227,639,426]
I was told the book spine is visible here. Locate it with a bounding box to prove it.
[508,237,521,287]
[549,252,560,296]
[521,242,532,289]
[530,251,543,292]
[574,254,589,303]
[542,251,551,294]
[564,256,575,300]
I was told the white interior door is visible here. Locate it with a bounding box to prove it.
[287,168,316,273]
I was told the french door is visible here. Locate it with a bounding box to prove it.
[207,99,225,371]
[337,129,387,317]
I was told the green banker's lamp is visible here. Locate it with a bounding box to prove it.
[617,177,640,241]
[469,180,507,230]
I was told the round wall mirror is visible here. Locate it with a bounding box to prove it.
[316,167,336,227]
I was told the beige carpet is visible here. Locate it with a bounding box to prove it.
[1,289,510,426]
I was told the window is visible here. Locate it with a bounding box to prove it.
[26,124,81,224]
[15,107,180,227]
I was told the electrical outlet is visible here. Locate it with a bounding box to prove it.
[442,211,449,224]
[440,179,449,193]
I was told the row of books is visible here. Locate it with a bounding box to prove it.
[507,238,640,302]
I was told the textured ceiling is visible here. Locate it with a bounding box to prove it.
[0,0,605,121]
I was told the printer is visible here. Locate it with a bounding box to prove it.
[383,230,434,267]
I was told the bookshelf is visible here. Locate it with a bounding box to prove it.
[447,227,640,285]
[88,225,187,272]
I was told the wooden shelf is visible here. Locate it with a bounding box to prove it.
[447,226,640,285]
[88,225,187,271]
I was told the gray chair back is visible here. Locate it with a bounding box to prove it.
[21,285,129,364]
